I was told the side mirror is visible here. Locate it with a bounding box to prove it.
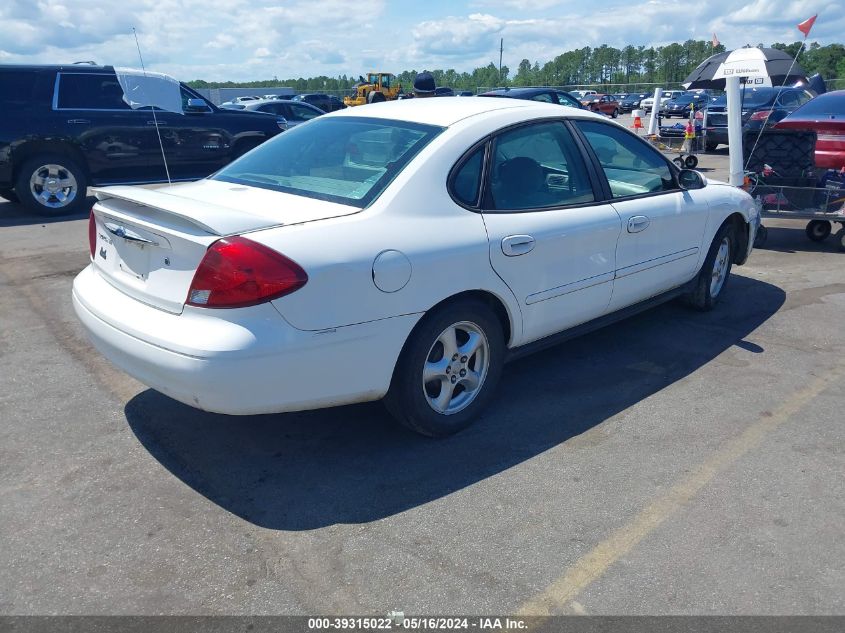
[275,116,288,131]
[186,98,209,112]
[678,169,706,190]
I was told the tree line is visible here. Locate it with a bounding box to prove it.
[186,40,845,93]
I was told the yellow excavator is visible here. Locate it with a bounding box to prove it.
[343,72,403,107]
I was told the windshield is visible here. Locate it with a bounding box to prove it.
[213,117,443,208]
[789,93,844,117]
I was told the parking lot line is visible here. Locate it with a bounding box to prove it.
[516,365,842,616]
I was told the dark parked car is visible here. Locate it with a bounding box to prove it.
[239,99,325,128]
[775,90,845,170]
[704,86,813,150]
[663,93,710,118]
[434,87,455,97]
[0,64,283,215]
[290,93,345,112]
[479,87,583,109]
[620,93,648,112]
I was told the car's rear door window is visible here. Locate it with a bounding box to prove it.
[486,121,594,211]
[57,73,131,110]
[576,120,677,198]
[213,116,443,207]
[0,71,39,111]
[450,145,485,207]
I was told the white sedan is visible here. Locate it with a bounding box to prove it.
[73,98,759,436]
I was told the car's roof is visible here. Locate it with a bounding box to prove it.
[327,97,602,127]
[483,87,560,96]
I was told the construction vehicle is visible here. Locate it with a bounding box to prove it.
[343,73,403,107]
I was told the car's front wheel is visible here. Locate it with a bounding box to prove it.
[612,108,619,118]
[683,223,735,311]
[385,299,505,437]
[15,154,88,216]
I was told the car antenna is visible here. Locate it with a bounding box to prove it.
[132,27,171,184]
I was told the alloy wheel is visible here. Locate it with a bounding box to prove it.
[422,321,490,415]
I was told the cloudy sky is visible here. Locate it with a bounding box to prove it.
[0,0,841,81]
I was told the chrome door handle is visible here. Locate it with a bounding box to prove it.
[67,119,90,124]
[146,120,167,126]
[627,215,651,233]
[501,235,535,257]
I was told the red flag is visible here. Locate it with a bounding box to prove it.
[711,33,719,47]
[797,14,817,37]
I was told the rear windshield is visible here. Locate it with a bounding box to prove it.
[790,93,845,117]
[213,117,443,208]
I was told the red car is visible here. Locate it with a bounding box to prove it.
[775,90,845,170]
[580,94,620,118]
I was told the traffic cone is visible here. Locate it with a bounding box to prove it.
[632,114,643,132]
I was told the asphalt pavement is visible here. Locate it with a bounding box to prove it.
[0,163,843,615]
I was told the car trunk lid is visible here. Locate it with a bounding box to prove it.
[90,181,358,314]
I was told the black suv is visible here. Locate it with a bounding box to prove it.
[290,93,345,112]
[0,64,284,215]
[704,86,813,150]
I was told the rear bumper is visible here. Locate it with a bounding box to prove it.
[72,265,419,415]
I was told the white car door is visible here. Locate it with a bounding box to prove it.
[458,120,622,345]
[574,120,709,312]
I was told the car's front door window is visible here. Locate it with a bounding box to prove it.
[576,120,677,199]
[531,93,553,103]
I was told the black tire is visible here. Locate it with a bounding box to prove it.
[754,224,768,248]
[684,155,699,169]
[683,222,736,311]
[612,108,619,118]
[673,157,685,169]
[0,188,19,203]
[805,220,831,242]
[367,91,386,104]
[15,154,88,216]
[384,299,505,437]
[705,141,718,151]
[835,227,845,253]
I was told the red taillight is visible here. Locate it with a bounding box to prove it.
[186,237,307,309]
[88,210,96,259]
[749,110,773,121]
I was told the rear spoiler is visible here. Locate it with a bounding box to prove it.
[92,186,284,236]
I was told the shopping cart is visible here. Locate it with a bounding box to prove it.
[745,168,845,251]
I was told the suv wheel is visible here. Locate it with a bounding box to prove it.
[15,154,88,216]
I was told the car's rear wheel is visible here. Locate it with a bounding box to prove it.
[15,154,88,216]
[612,108,619,118]
[683,223,735,311]
[384,299,504,437]
[705,141,718,151]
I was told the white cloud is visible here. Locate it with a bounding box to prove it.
[0,0,841,82]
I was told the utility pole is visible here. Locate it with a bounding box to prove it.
[499,38,504,85]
